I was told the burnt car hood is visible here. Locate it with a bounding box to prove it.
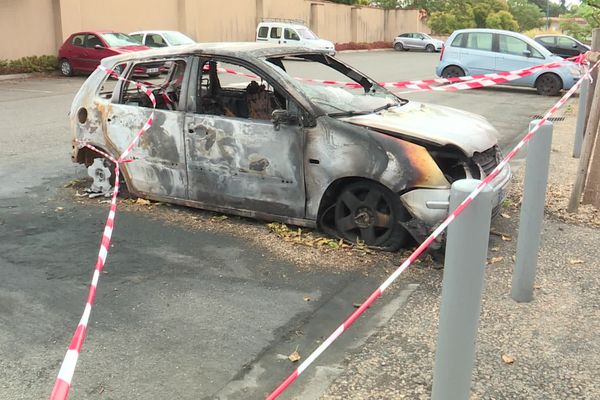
[340,101,499,156]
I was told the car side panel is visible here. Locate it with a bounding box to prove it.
[304,117,449,220]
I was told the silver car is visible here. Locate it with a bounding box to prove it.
[393,32,444,52]
[70,43,510,251]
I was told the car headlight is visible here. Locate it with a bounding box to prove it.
[569,65,583,78]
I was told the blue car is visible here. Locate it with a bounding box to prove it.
[436,28,582,96]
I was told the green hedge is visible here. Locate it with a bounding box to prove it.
[0,55,58,75]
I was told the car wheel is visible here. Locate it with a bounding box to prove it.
[535,73,562,96]
[59,59,73,77]
[394,42,404,51]
[425,44,435,52]
[441,65,465,78]
[334,181,409,251]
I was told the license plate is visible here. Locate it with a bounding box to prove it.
[146,68,159,74]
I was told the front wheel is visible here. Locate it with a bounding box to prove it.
[334,181,409,251]
[394,42,404,51]
[425,44,435,52]
[535,73,562,96]
[441,65,465,79]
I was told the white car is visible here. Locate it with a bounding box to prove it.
[393,32,444,52]
[129,30,195,48]
[256,20,335,55]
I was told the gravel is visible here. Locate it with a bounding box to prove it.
[320,99,600,400]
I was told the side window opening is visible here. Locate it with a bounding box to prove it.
[146,34,167,48]
[196,59,286,120]
[85,34,103,48]
[466,32,493,51]
[270,27,282,39]
[257,26,269,39]
[451,33,464,47]
[72,34,86,47]
[114,60,188,110]
[284,29,300,41]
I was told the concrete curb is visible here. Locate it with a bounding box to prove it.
[338,48,394,54]
[0,73,35,81]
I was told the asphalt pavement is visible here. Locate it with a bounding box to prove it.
[0,51,573,399]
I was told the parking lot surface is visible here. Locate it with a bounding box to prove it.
[0,51,564,399]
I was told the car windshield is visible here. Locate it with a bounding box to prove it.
[297,28,318,40]
[102,33,140,47]
[265,54,404,116]
[163,31,195,46]
[422,33,432,40]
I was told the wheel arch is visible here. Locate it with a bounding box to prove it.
[441,64,466,76]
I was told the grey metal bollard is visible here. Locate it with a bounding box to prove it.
[573,79,589,158]
[511,120,553,303]
[432,179,493,400]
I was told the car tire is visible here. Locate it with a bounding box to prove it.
[425,44,435,52]
[60,59,73,77]
[333,181,410,251]
[441,65,465,78]
[535,73,562,96]
[394,42,404,51]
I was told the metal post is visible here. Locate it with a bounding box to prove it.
[511,120,553,303]
[573,78,589,158]
[432,179,493,400]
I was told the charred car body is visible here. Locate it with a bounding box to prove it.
[70,43,510,250]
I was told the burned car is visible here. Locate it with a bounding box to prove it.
[70,43,510,251]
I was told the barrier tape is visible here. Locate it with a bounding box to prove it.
[49,65,156,400]
[212,54,586,93]
[265,59,600,400]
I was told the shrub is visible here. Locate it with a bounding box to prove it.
[0,55,58,75]
[335,41,393,51]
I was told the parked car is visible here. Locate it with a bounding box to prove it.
[129,30,195,48]
[534,34,590,59]
[58,31,162,77]
[70,43,510,250]
[436,29,582,96]
[393,32,444,52]
[256,19,335,55]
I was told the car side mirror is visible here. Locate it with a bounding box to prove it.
[94,44,105,50]
[271,109,298,131]
[523,49,532,57]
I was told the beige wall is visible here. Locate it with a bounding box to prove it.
[0,0,58,60]
[0,0,429,60]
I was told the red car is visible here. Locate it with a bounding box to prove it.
[58,31,162,77]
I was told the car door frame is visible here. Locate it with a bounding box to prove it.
[494,33,545,87]
[181,55,309,220]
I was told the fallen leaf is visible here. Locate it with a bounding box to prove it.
[303,297,311,302]
[502,354,515,364]
[569,259,584,265]
[487,256,504,265]
[501,213,511,219]
[55,207,64,212]
[501,235,512,242]
[135,198,151,206]
[288,350,301,362]
[491,247,500,252]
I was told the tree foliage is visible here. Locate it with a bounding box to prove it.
[508,0,544,31]
[561,0,600,42]
[486,10,520,31]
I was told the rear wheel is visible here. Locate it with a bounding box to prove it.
[59,59,73,77]
[425,44,435,52]
[441,65,465,78]
[394,42,404,51]
[535,73,562,96]
[334,181,409,251]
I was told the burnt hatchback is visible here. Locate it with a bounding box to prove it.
[70,43,510,250]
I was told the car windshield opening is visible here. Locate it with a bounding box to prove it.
[102,33,141,47]
[297,28,318,40]
[265,53,406,116]
[163,32,195,46]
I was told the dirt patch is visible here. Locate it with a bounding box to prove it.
[64,177,437,272]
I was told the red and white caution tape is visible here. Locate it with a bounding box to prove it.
[49,66,156,400]
[265,59,600,400]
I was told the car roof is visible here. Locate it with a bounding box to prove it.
[257,21,307,29]
[101,42,326,64]
[71,31,120,36]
